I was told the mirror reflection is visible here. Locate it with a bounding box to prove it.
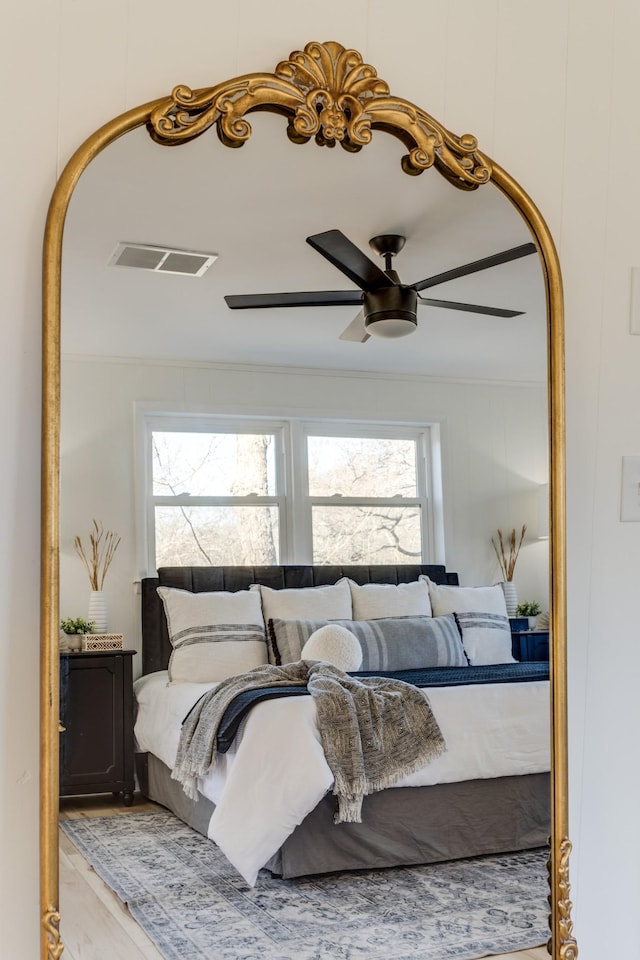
[57,102,551,960]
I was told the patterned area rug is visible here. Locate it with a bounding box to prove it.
[61,812,548,960]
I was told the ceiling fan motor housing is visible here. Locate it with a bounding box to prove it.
[364,285,418,338]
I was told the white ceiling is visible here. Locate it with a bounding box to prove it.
[62,111,547,381]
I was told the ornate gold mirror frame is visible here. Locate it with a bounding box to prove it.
[40,40,575,960]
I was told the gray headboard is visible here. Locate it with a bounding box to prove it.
[141,563,459,676]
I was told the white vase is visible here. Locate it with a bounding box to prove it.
[88,590,107,633]
[502,581,518,617]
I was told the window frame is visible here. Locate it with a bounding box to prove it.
[294,421,436,565]
[137,409,443,574]
[138,412,289,574]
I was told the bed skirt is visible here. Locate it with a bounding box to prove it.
[136,752,550,879]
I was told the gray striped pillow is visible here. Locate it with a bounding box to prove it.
[269,615,467,670]
[157,586,267,682]
[454,612,515,665]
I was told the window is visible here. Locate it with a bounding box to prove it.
[147,419,285,569]
[140,414,439,572]
[303,429,427,564]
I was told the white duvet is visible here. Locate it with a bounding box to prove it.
[134,670,550,886]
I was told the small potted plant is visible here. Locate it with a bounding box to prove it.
[60,617,95,653]
[515,601,541,630]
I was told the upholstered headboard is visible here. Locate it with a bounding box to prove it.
[141,563,459,676]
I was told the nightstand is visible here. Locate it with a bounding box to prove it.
[511,630,549,662]
[59,649,136,805]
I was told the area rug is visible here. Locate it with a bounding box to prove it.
[61,812,548,960]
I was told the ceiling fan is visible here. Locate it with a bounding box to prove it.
[224,229,537,342]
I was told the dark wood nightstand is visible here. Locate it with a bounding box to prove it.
[511,630,549,662]
[59,650,136,805]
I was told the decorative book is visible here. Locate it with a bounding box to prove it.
[82,633,124,652]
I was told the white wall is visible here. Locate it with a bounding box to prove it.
[3,2,640,956]
[60,356,548,670]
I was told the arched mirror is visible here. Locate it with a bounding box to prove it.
[41,41,574,960]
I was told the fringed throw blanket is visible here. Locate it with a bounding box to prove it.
[172,660,446,823]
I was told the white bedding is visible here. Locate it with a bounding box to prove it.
[134,670,550,886]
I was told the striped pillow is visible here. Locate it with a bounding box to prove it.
[157,586,267,683]
[454,612,515,665]
[269,615,467,671]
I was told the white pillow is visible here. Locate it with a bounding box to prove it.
[455,612,516,666]
[157,586,267,683]
[421,577,508,618]
[347,578,432,620]
[252,580,353,622]
[301,624,363,671]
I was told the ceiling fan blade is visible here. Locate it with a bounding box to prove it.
[306,229,394,292]
[225,290,362,309]
[339,309,370,342]
[418,296,524,318]
[413,242,537,292]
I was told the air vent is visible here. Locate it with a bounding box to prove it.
[109,242,218,277]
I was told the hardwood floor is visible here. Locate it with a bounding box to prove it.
[60,796,163,959]
[59,794,161,821]
[58,795,550,960]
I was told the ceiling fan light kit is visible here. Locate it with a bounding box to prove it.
[363,285,418,338]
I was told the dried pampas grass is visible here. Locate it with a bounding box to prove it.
[74,519,121,590]
[491,524,527,582]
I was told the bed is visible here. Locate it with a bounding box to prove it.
[135,564,550,884]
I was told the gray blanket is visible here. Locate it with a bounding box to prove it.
[172,660,446,823]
